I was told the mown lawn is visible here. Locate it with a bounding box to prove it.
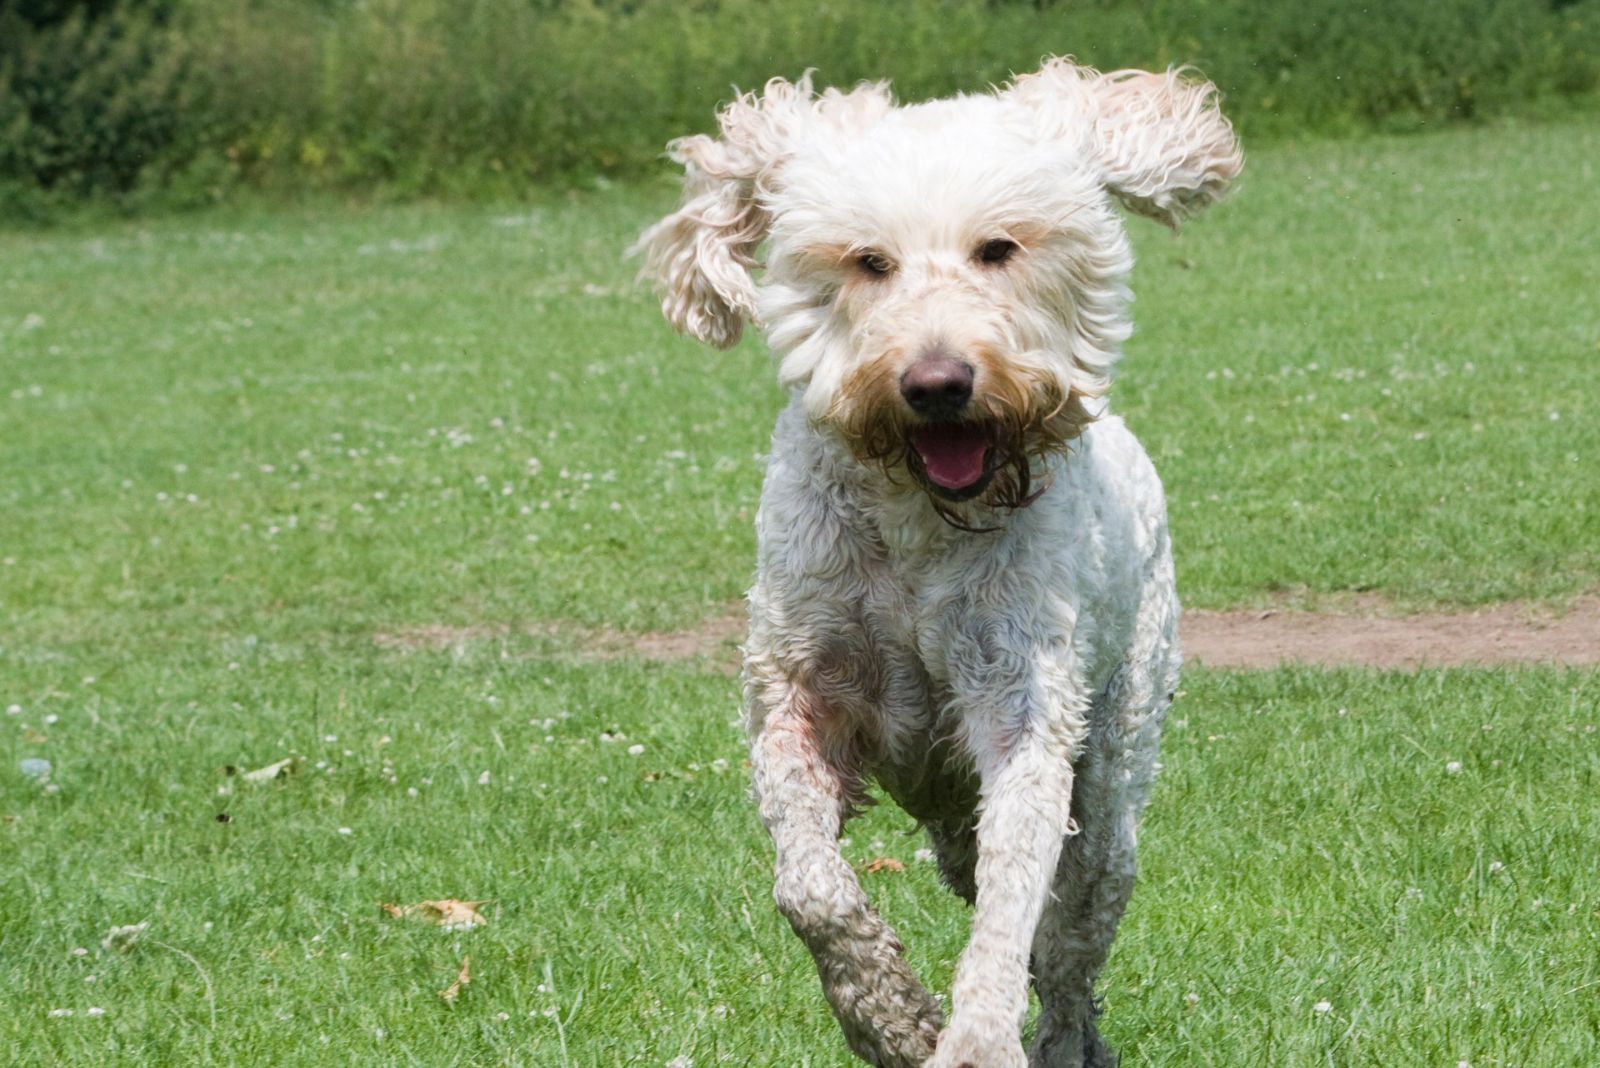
[4,658,1597,1066]
[2,117,1597,1066]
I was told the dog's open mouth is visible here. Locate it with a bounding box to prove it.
[908,422,996,500]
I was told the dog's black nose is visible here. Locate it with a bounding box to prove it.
[899,356,974,418]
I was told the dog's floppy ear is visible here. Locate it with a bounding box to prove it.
[1008,58,1242,228]
[632,77,817,350]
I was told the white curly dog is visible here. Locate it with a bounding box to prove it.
[636,58,1240,1068]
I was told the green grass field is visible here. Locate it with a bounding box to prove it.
[3,117,1598,1065]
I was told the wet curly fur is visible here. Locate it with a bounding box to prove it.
[635,58,1240,1068]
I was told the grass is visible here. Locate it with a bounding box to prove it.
[1,117,1597,1064]
[3,118,1597,642]
[3,659,1597,1065]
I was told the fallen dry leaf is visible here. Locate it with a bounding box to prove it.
[231,757,299,783]
[861,857,906,874]
[438,955,471,1003]
[381,899,488,931]
[102,922,148,951]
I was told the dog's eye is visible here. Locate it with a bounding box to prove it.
[856,251,894,277]
[976,238,1019,266]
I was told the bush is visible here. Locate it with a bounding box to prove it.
[2,0,1598,202]
[0,1,201,195]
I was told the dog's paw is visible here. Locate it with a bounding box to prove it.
[923,1020,1027,1068]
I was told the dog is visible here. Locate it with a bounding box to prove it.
[635,58,1240,1068]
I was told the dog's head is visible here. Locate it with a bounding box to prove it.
[635,59,1240,522]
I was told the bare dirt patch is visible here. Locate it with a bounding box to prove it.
[1184,595,1600,669]
[373,610,746,672]
[376,597,1597,671]
[372,624,510,653]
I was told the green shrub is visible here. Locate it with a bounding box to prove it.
[2,0,1598,202]
[0,1,200,195]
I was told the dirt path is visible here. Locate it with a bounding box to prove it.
[1183,596,1598,669]
[377,597,1598,670]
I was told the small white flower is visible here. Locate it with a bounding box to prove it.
[1184,992,1199,1007]
[86,1007,105,1017]
[477,770,491,785]
[627,744,645,756]
[8,704,22,715]
[495,1012,510,1021]
[1313,1000,1332,1014]
[1487,861,1504,874]
[665,1057,694,1068]
[48,1008,74,1018]
[1445,761,1463,774]
[337,827,353,836]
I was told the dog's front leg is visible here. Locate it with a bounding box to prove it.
[927,732,1077,1068]
[752,690,943,1068]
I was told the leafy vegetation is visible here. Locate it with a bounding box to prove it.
[3,0,1600,203]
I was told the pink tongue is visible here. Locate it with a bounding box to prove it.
[911,424,990,490]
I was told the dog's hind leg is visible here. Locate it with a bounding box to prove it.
[1029,659,1175,1068]
[751,687,942,1068]
[1025,772,1134,1068]
[925,818,978,905]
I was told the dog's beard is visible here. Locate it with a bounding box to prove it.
[833,373,1096,533]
